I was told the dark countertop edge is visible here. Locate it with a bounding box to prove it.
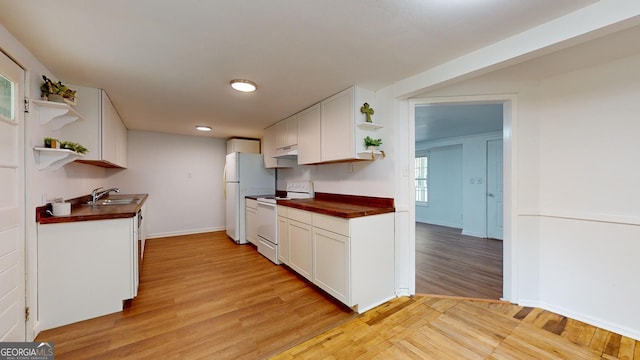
[277,193,395,219]
[36,194,148,224]
[245,194,275,200]
[314,192,394,208]
[245,190,287,200]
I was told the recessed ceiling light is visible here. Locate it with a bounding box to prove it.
[196,126,212,132]
[230,79,257,93]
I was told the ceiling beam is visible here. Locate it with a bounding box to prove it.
[393,0,640,99]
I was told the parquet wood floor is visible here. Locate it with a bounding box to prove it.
[416,222,503,299]
[273,296,640,359]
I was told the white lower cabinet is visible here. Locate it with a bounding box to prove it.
[245,198,258,245]
[313,226,350,304]
[287,218,313,281]
[280,206,395,313]
[37,216,139,331]
[277,205,289,264]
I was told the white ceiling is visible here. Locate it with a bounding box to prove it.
[415,104,503,143]
[0,0,597,139]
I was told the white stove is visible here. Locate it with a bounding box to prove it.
[256,181,314,264]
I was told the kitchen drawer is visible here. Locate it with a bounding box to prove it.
[287,207,312,224]
[313,213,349,236]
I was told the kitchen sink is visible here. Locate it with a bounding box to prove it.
[85,198,138,206]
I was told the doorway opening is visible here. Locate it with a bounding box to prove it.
[413,100,508,300]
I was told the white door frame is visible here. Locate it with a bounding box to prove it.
[486,139,504,240]
[0,50,26,341]
[408,94,517,302]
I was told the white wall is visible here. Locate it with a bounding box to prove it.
[415,144,463,228]
[1,22,110,340]
[405,49,640,339]
[106,130,227,238]
[532,54,640,336]
[416,132,502,235]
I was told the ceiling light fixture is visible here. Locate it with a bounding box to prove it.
[196,125,212,132]
[230,79,257,93]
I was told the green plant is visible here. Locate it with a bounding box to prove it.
[364,136,382,147]
[60,141,88,154]
[40,75,77,102]
[43,137,57,148]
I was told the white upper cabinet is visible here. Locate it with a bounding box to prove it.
[265,85,383,167]
[275,115,298,150]
[321,86,381,162]
[263,124,296,168]
[61,86,128,168]
[297,103,321,165]
[321,87,356,162]
[227,138,260,154]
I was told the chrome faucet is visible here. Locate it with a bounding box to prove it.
[91,187,120,203]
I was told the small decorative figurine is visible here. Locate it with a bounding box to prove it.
[360,102,374,123]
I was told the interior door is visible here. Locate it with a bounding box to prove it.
[0,50,26,341]
[486,139,503,240]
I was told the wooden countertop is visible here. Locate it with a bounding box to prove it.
[277,192,394,219]
[36,194,148,224]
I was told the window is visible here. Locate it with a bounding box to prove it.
[415,154,428,204]
[0,74,14,120]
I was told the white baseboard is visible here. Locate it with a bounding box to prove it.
[517,299,640,341]
[416,220,463,229]
[461,229,485,238]
[358,295,398,314]
[147,226,225,239]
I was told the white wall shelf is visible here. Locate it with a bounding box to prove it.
[357,122,384,130]
[357,149,385,160]
[32,99,83,130]
[33,147,84,170]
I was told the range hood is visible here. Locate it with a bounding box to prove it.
[273,145,298,159]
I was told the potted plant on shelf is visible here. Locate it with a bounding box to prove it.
[60,141,88,154]
[40,75,77,105]
[44,137,60,149]
[364,136,382,151]
[43,137,88,154]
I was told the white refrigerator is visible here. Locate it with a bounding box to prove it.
[225,152,275,244]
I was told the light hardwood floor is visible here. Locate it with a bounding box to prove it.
[274,296,640,359]
[416,222,503,299]
[35,232,355,359]
[36,231,638,359]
